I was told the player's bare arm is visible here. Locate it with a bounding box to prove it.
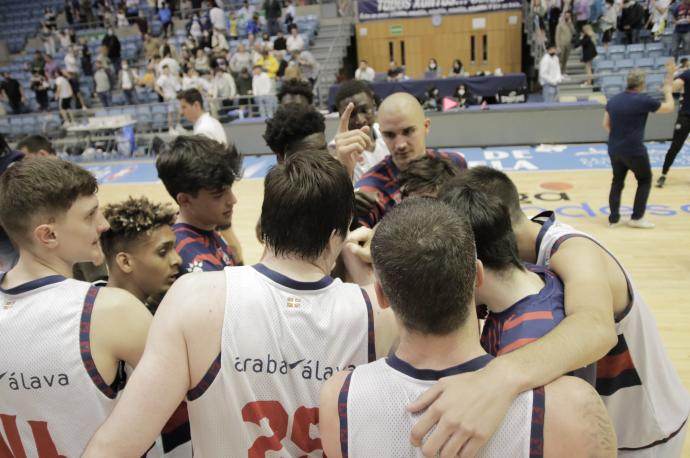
[408,238,617,458]
[319,370,350,458]
[84,271,225,457]
[90,286,153,381]
[544,376,616,457]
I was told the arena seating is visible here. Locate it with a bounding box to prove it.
[0,0,63,52]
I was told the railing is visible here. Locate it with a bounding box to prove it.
[314,0,353,108]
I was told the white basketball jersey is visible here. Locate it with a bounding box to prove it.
[532,211,690,450]
[0,275,120,457]
[342,355,542,458]
[186,264,375,457]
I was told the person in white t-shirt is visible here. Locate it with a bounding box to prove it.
[252,64,276,118]
[286,26,304,52]
[178,88,228,145]
[55,70,74,125]
[355,60,375,82]
[210,4,226,31]
[155,65,181,130]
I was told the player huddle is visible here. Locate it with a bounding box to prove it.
[0,88,688,458]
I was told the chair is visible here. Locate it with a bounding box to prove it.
[608,45,626,61]
[635,57,655,69]
[626,43,645,60]
[615,58,635,72]
[593,60,614,72]
[646,42,665,59]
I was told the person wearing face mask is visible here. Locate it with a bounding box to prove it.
[426,58,440,77]
[101,28,122,74]
[454,84,476,108]
[538,43,563,103]
[119,59,139,105]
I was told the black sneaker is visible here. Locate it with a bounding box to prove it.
[656,175,666,188]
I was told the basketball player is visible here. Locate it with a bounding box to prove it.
[0,158,151,456]
[337,92,467,228]
[83,151,396,457]
[329,80,388,183]
[398,154,462,199]
[410,166,690,457]
[263,103,327,161]
[156,136,242,274]
[439,185,566,357]
[100,196,180,311]
[320,199,616,458]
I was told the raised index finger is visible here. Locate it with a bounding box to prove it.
[338,102,354,134]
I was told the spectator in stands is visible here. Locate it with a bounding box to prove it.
[575,24,598,86]
[55,70,74,125]
[230,44,252,74]
[277,78,313,105]
[284,0,296,27]
[264,0,282,35]
[229,12,239,40]
[65,0,75,25]
[295,49,318,87]
[156,65,181,131]
[573,0,590,31]
[159,2,174,38]
[330,80,388,183]
[235,67,253,111]
[387,61,405,81]
[30,71,51,111]
[237,0,255,21]
[212,29,230,58]
[263,103,327,160]
[603,65,675,228]
[17,135,56,157]
[31,51,46,75]
[116,7,129,27]
[539,43,562,102]
[287,26,304,52]
[673,0,690,59]
[355,60,375,81]
[283,59,302,80]
[178,88,228,144]
[274,30,287,51]
[556,11,575,75]
[426,58,440,77]
[256,50,280,79]
[64,46,79,75]
[159,47,181,78]
[102,28,122,74]
[211,66,238,114]
[193,49,211,74]
[44,54,60,79]
[199,30,213,50]
[650,0,671,39]
[260,32,274,50]
[188,13,203,40]
[253,64,277,118]
[94,61,112,107]
[57,29,72,51]
[40,23,56,56]
[600,0,617,50]
[119,60,139,105]
[68,70,87,110]
[247,14,261,35]
[136,10,149,35]
[44,7,57,30]
[143,34,160,60]
[125,0,139,22]
[0,73,25,115]
[182,68,211,95]
[210,0,226,31]
[451,83,478,108]
[619,0,644,44]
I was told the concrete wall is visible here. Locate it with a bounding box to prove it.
[226,104,678,155]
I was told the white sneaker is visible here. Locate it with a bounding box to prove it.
[628,218,655,229]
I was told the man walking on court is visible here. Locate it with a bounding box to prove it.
[603,65,675,228]
[658,62,690,187]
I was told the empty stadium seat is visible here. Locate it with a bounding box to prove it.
[627,43,645,60]
[635,57,655,69]
[615,59,635,72]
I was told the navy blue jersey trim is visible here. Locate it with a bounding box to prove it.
[0,274,66,294]
[531,211,555,258]
[361,288,376,362]
[187,353,222,401]
[530,387,546,457]
[385,354,494,381]
[338,371,353,458]
[619,417,688,451]
[253,263,334,290]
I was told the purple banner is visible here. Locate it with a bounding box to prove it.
[358,0,521,20]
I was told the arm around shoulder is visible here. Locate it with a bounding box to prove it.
[319,370,351,458]
[544,376,617,457]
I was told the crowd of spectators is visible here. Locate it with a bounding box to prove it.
[0,0,317,125]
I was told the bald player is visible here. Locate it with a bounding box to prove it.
[408,167,689,457]
[0,158,151,456]
[84,151,396,457]
[336,92,467,228]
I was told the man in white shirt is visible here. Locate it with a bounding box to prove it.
[539,43,563,103]
[252,64,276,118]
[64,47,79,74]
[158,50,180,80]
[55,69,74,125]
[237,0,254,20]
[211,66,237,113]
[156,65,181,131]
[229,43,252,73]
[286,26,304,52]
[119,59,139,105]
[210,4,226,31]
[355,60,375,82]
[178,88,228,145]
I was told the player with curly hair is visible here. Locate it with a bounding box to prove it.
[276,78,314,105]
[263,103,326,161]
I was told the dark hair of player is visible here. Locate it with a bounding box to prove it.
[371,198,477,335]
[398,155,461,199]
[17,135,56,155]
[440,183,524,273]
[263,103,325,160]
[156,135,241,202]
[260,150,354,260]
[334,79,377,111]
[100,196,177,263]
[0,157,97,244]
[276,79,314,105]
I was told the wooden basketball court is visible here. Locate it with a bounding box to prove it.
[97,166,690,455]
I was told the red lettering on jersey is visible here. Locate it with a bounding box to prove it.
[0,414,65,458]
[242,401,289,458]
[291,406,321,454]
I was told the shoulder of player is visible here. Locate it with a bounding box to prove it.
[161,270,226,313]
[544,376,616,457]
[321,369,351,404]
[93,285,146,312]
[549,235,609,276]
